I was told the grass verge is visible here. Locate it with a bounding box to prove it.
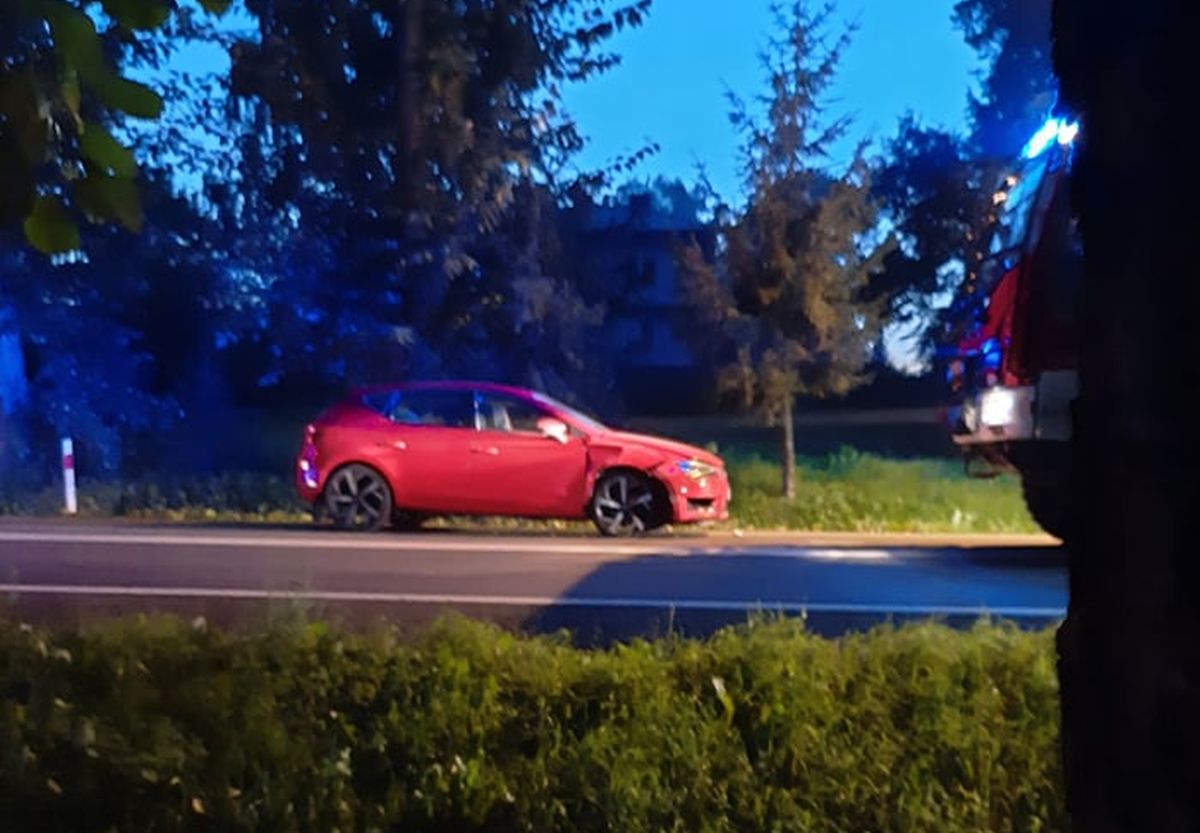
[0,447,1039,534]
[725,447,1038,533]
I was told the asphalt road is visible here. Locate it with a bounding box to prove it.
[0,520,1067,639]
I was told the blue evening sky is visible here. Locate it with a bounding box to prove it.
[560,0,981,201]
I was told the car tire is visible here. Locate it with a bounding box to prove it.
[321,464,393,532]
[589,470,667,537]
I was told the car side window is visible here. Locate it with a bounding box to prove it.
[364,389,476,428]
[476,392,549,433]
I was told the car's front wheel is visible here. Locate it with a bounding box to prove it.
[589,470,667,537]
[321,464,393,532]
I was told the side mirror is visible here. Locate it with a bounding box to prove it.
[537,417,570,444]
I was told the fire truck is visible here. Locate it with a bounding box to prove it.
[946,117,1083,539]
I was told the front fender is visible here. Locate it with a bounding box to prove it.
[584,442,668,491]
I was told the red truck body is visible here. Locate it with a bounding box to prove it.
[946,118,1083,537]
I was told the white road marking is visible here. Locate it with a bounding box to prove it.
[0,582,1065,619]
[0,530,681,556]
[0,530,899,562]
[789,548,894,561]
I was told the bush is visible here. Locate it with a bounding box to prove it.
[0,615,1065,832]
[0,472,307,522]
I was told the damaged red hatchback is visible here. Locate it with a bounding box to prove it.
[296,381,730,536]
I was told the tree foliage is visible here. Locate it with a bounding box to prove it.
[873,117,996,361]
[0,0,229,253]
[871,0,1056,363]
[0,173,236,477]
[954,0,1056,158]
[678,1,893,495]
[223,0,651,397]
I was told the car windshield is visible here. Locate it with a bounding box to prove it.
[531,393,608,434]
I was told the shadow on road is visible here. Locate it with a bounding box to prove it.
[523,544,1068,645]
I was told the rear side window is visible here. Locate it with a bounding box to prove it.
[362,389,476,428]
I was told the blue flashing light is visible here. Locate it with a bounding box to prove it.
[1023,117,1080,159]
[981,337,1002,370]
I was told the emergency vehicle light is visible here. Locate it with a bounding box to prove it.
[1023,117,1080,159]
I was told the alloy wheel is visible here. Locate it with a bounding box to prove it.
[322,464,392,531]
[591,471,660,537]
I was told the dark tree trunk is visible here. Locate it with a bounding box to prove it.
[1053,1,1200,830]
[781,397,796,499]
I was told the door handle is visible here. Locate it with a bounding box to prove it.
[470,445,500,456]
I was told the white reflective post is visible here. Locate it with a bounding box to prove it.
[61,437,77,515]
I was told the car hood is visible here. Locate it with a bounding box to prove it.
[588,430,724,467]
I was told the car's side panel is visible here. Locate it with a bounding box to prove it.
[383,424,475,512]
[464,430,589,517]
[582,443,667,512]
[584,441,668,481]
[308,413,474,514]
[299,409,396,502]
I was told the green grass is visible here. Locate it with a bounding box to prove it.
[723,447,1039,534]
[0,473,311,524]
[0,446,1038,535]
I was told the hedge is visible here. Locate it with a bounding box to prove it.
[0,615,1064,832]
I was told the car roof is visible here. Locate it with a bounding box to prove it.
[349,380,538,401]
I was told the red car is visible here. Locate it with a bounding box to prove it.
[295,381,730,536]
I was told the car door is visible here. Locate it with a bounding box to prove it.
[463,390,589,517]
[371,388,477,512]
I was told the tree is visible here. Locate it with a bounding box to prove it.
[0,0,229,253]
[1052,1,1199,830]
[677,1,893,498]
[1,0,237,480]
[867,1,1057,368]
[873,117,996,364]
[225,0,652,399]
[954,0,1057,159]
[0,168,235,479]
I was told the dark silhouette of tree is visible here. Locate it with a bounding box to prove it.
[873,1,1056,365]
[873,117,995,363]
[1052,1,1200,830]
[1,2,236,479]
[954,0,1056,159]
[678,1,894,498]
[0,170,235,479]
[224,0,652,397]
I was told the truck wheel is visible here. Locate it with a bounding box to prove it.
[1021,475,1071,541]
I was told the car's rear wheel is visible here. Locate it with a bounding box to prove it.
[322,464,393,532]
[590,470,667,537]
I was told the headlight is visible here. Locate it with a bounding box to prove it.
[979,388,1018,427]
[676,459,718,480]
